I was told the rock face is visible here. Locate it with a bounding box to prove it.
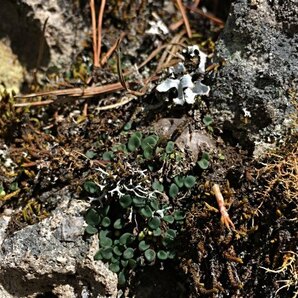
[0,188,118,298]
[0,0,88,71]
[210,0,298,156]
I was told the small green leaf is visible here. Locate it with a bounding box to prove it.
[143,147,153,159]
[168,250,176,259]
[141,135,158,151]
[144,249,156,262]
[138,240,150,252]
[85,150,97,159]
[9,182,18,191]
[85,208,101,226]
[102,151,114,161]
[164,229,177,243]
[109,262,120,273]
[153,227,161,236]
[99,230,110,240]
[203,115,213,126]
[202,152,210,160]
[121,260,129,268]
[133,196,146,208]
[100,237,113,248]
[128,259,137,269]
[152,180,164,192]
[101,247,113,260]
[123,247,134,259]
[163,215,174,224]
[174,176,184,188]
[157,250,168,260]
[173,210,185,221]
[94,250,103,260]
[84,181,99,194]
[184,175,196,188]
[148,216,161,230]
[150,198,160,211]
[119,195,132,208]
[85,225,98,235]
[166,141,175,154]
[124,122,132,131]
[135,131,142,139]
[128,134,141,152]
[118,271,126,285]
[169,183,179,198]
[119,233,134,245]
[113,218,123,229]
[113,246,123,256]
[198,158,209,170]
[102,205,110,216]
[101,217,111,228]
[140,206,153,218]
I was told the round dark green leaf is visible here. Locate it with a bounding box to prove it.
[203,115,213,126]
[148,216,161,230]
[102,247,113,260]
[174,210,185,221]
[184,175,196,188]
[174,176,184,188]
[113,218,123,229]
[150,198,159,211]
[133,196,146,208]
[141,135,158,151]
[121,260,128,267]
[94,250,103,260]
[119,195,132,208]
[144,249,156,262]
[128,134,141,152]
[128,259,137,269]
[100,237,113,248]
[119,233,135,245]
[143,147,153,159]
[169,183,179,198]
[164,229,177,243]
[153,227,161,236]
[109,262,120,273]
[101,217,111,228]
[85,225,98,235]
[140,206,152,218]
[138,240,150,252]
[152,180,164,192]
[84,181,99,194]
[166,141,175,154]
[85,150,97,159]
[123,122,132,131]
[118,271,126,285]
[123,247,134,259]
[113,246,123,256]
[157,250,168,260]
[85,208,101,226]
[102,151,114,161]
[163,215,174,224]
[198,158,209,170]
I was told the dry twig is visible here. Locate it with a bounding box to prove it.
[175,0,192,38]
[212,183,235,231]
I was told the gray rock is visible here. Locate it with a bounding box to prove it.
[0,0,88,70]
[0,187,118,298]
[210,0,298,157]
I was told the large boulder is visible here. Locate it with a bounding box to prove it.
[0,188,118,298]
[210,0,298,156]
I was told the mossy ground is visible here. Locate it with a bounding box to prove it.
[0,1,297,297]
